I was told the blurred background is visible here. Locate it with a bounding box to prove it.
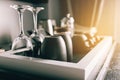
[0,0,119,45]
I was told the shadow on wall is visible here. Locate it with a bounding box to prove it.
[0,1,33,44]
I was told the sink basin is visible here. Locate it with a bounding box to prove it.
[0,36,113,80]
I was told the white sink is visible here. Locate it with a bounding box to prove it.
[0,36,113,80]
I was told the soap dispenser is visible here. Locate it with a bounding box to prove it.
[61,13,74,37]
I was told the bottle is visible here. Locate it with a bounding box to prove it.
[61,13,74,37]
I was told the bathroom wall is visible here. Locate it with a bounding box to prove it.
[0,0,62,47]
[97,0,115,37]
[0,0,48,45]
[46,0,66,26]
[114,0,120,43]
[71,0,96,27]
[0,1,33,44]
[71,0,115,38]
[0,0,118,44]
